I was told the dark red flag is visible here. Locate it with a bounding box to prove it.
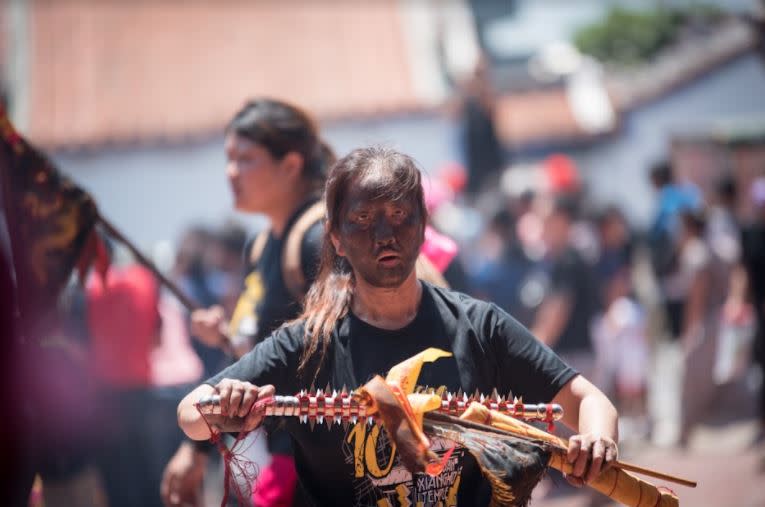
[0,106,107,339]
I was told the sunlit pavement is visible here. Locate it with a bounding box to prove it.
[532,340,765,507]
[532,418,765,507]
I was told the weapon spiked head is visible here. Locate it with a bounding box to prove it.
[490,388,500,401]
[456,388,464,399]
[317,415,324,425]
[309,419,316,431]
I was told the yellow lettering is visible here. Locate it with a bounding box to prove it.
[346,422,366,478]
[395,484,412,507]
[446,474,460,507]
[364,424,397,478]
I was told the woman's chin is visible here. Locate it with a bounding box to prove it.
[234,201,263,214]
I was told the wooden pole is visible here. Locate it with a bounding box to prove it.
[96,213,237,356]
[97,213,198,311]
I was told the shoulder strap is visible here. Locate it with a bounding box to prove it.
[283,201,326,301]
[415,253,449,288]
[248,229,269,265]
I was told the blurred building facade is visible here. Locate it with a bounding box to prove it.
[2,0,765,247]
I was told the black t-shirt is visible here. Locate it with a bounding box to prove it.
[742,222,765,321]
[226,199,323,455]
[207,283,577,506]
[229,200,323,346]
[547,248,596,354]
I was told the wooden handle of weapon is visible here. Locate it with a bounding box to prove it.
[479,409,696,488]
[461,403,689,504]
[548,452,678,507]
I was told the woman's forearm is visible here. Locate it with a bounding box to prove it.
[178,384,216,440]
[553,375,619,440]
[578,391,619,440]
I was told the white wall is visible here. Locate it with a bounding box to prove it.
[54,114,459,251]
[575,53,765,227]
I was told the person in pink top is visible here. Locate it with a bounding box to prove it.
[87,263,170,507]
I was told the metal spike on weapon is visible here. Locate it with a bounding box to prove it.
[490,388,500,401]
[342,420,350,431]
[456,388,463,400]
[309,419,316,431]
[196,390,564,426]
[472,389,481,402]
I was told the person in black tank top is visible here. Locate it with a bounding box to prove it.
[161,99,333,507]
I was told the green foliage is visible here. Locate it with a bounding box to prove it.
[573,4,724,66]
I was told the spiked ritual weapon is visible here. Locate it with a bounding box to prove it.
[196,348,695,506]
[197,386,564,431]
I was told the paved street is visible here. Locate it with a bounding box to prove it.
[533,342,765,507]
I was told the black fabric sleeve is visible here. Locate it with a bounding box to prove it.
[487,303,578,403]
[204,323,304,394]
[300,220,324,287]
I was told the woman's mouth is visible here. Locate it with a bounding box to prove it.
[377,252,401,267]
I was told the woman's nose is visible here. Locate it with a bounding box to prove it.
[373,218,395,244]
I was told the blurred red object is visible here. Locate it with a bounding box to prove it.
[438,162,468,195]
[87,265,160,387]
[544,154,580,193]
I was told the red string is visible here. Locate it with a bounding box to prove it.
[194,396,275,507]
[545,404,555,433]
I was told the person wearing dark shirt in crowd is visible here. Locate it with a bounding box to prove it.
[741,177,765,438]
[161,98,332,507]
[458,56,504,197]
[648,161,702,339]
[532,197,598,378]
[177,146,619,506]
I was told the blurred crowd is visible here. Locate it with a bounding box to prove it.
[23,65,765,507]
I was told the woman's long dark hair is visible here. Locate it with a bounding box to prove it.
[226,98,335,195]
[296,146,428,376]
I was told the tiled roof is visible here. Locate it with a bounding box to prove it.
[15,4,760,150]
[26,1,419,149]
[494,89,587,148]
